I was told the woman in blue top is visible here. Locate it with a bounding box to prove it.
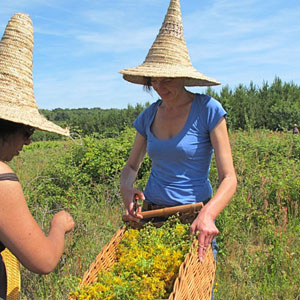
[119,0,237,263]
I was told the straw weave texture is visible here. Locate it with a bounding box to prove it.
[2,249,20,300]
[0,13,69,136]
[70,225,216,300]
[120,0,220,87]
[169,240,216,300]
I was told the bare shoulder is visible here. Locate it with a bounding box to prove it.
[0,161,20,192]
[0,161,14,174]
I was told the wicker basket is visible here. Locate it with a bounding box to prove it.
[70,225,216,300]
[2,248,20,300]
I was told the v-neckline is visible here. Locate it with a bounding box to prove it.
[149,94,197,142]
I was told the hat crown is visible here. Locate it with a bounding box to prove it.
[120,0,220,87]
[158,0,184,39]
[144,0,192,67]
[0,13,36,109]
[0,13,69,136]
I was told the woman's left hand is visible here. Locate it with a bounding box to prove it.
[190,209,219,262]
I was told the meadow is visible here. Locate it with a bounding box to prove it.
[9,128,300,300]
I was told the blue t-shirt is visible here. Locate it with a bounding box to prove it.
[133,93,227,206]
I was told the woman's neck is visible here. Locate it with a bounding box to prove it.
[161,89,194,109]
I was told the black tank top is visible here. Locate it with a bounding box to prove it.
[0,173,19,299]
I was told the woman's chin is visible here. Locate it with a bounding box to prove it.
[11,151,19,160]
[160,93,171,100]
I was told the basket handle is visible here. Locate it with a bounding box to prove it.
[122,201,204,223]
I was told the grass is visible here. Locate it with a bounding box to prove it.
[10,140,123,299]
[7,129,300,299]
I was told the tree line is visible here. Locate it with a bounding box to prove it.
[33,77,300,141]
[207,77,300,131]
[34,103,150,141]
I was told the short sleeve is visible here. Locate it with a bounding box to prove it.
[202,96,227,132]
[133,101,160,137]
[133,111,147,137]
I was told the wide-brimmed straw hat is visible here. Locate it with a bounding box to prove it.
[119,0,220,87]
[0,13,69,136]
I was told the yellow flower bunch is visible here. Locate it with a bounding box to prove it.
[71,216,192,300]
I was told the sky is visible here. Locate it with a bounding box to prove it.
[1,0,300,110]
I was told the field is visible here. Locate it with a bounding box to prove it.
[9,129,300,300]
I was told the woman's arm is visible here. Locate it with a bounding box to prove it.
[0,163,74,274]
[120,132,147,221]
[190,117,237,261]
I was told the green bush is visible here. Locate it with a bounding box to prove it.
[9,129,300,299]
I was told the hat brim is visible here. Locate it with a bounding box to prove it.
[0,104,69,136]
[120,63,220,87]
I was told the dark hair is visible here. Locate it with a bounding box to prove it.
[143,77,152,93]
[0,119,26,141]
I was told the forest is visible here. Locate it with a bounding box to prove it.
[33,77,300,141]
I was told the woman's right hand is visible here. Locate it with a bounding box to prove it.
[121,187,145,222]
[51,211,75,233]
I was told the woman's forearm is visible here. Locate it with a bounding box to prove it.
[42,226,67,273]
[15,227,67,274]
[120,164,138,192]
[203,174,237,220]
[5,209,74,275]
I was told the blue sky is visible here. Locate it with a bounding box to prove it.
[1,0,299,109]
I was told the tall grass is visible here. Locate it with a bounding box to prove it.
[10,139,124,299]
[9,129,300,299]
[214,131,300,300]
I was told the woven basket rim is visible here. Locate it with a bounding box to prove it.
[70,223,216,300]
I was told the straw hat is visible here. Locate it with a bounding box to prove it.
[119,0,220,87]
[0,13,69,136]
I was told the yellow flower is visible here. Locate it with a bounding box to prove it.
[71,216,192,300]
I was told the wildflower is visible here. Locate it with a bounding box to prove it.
[70,216,192,300]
